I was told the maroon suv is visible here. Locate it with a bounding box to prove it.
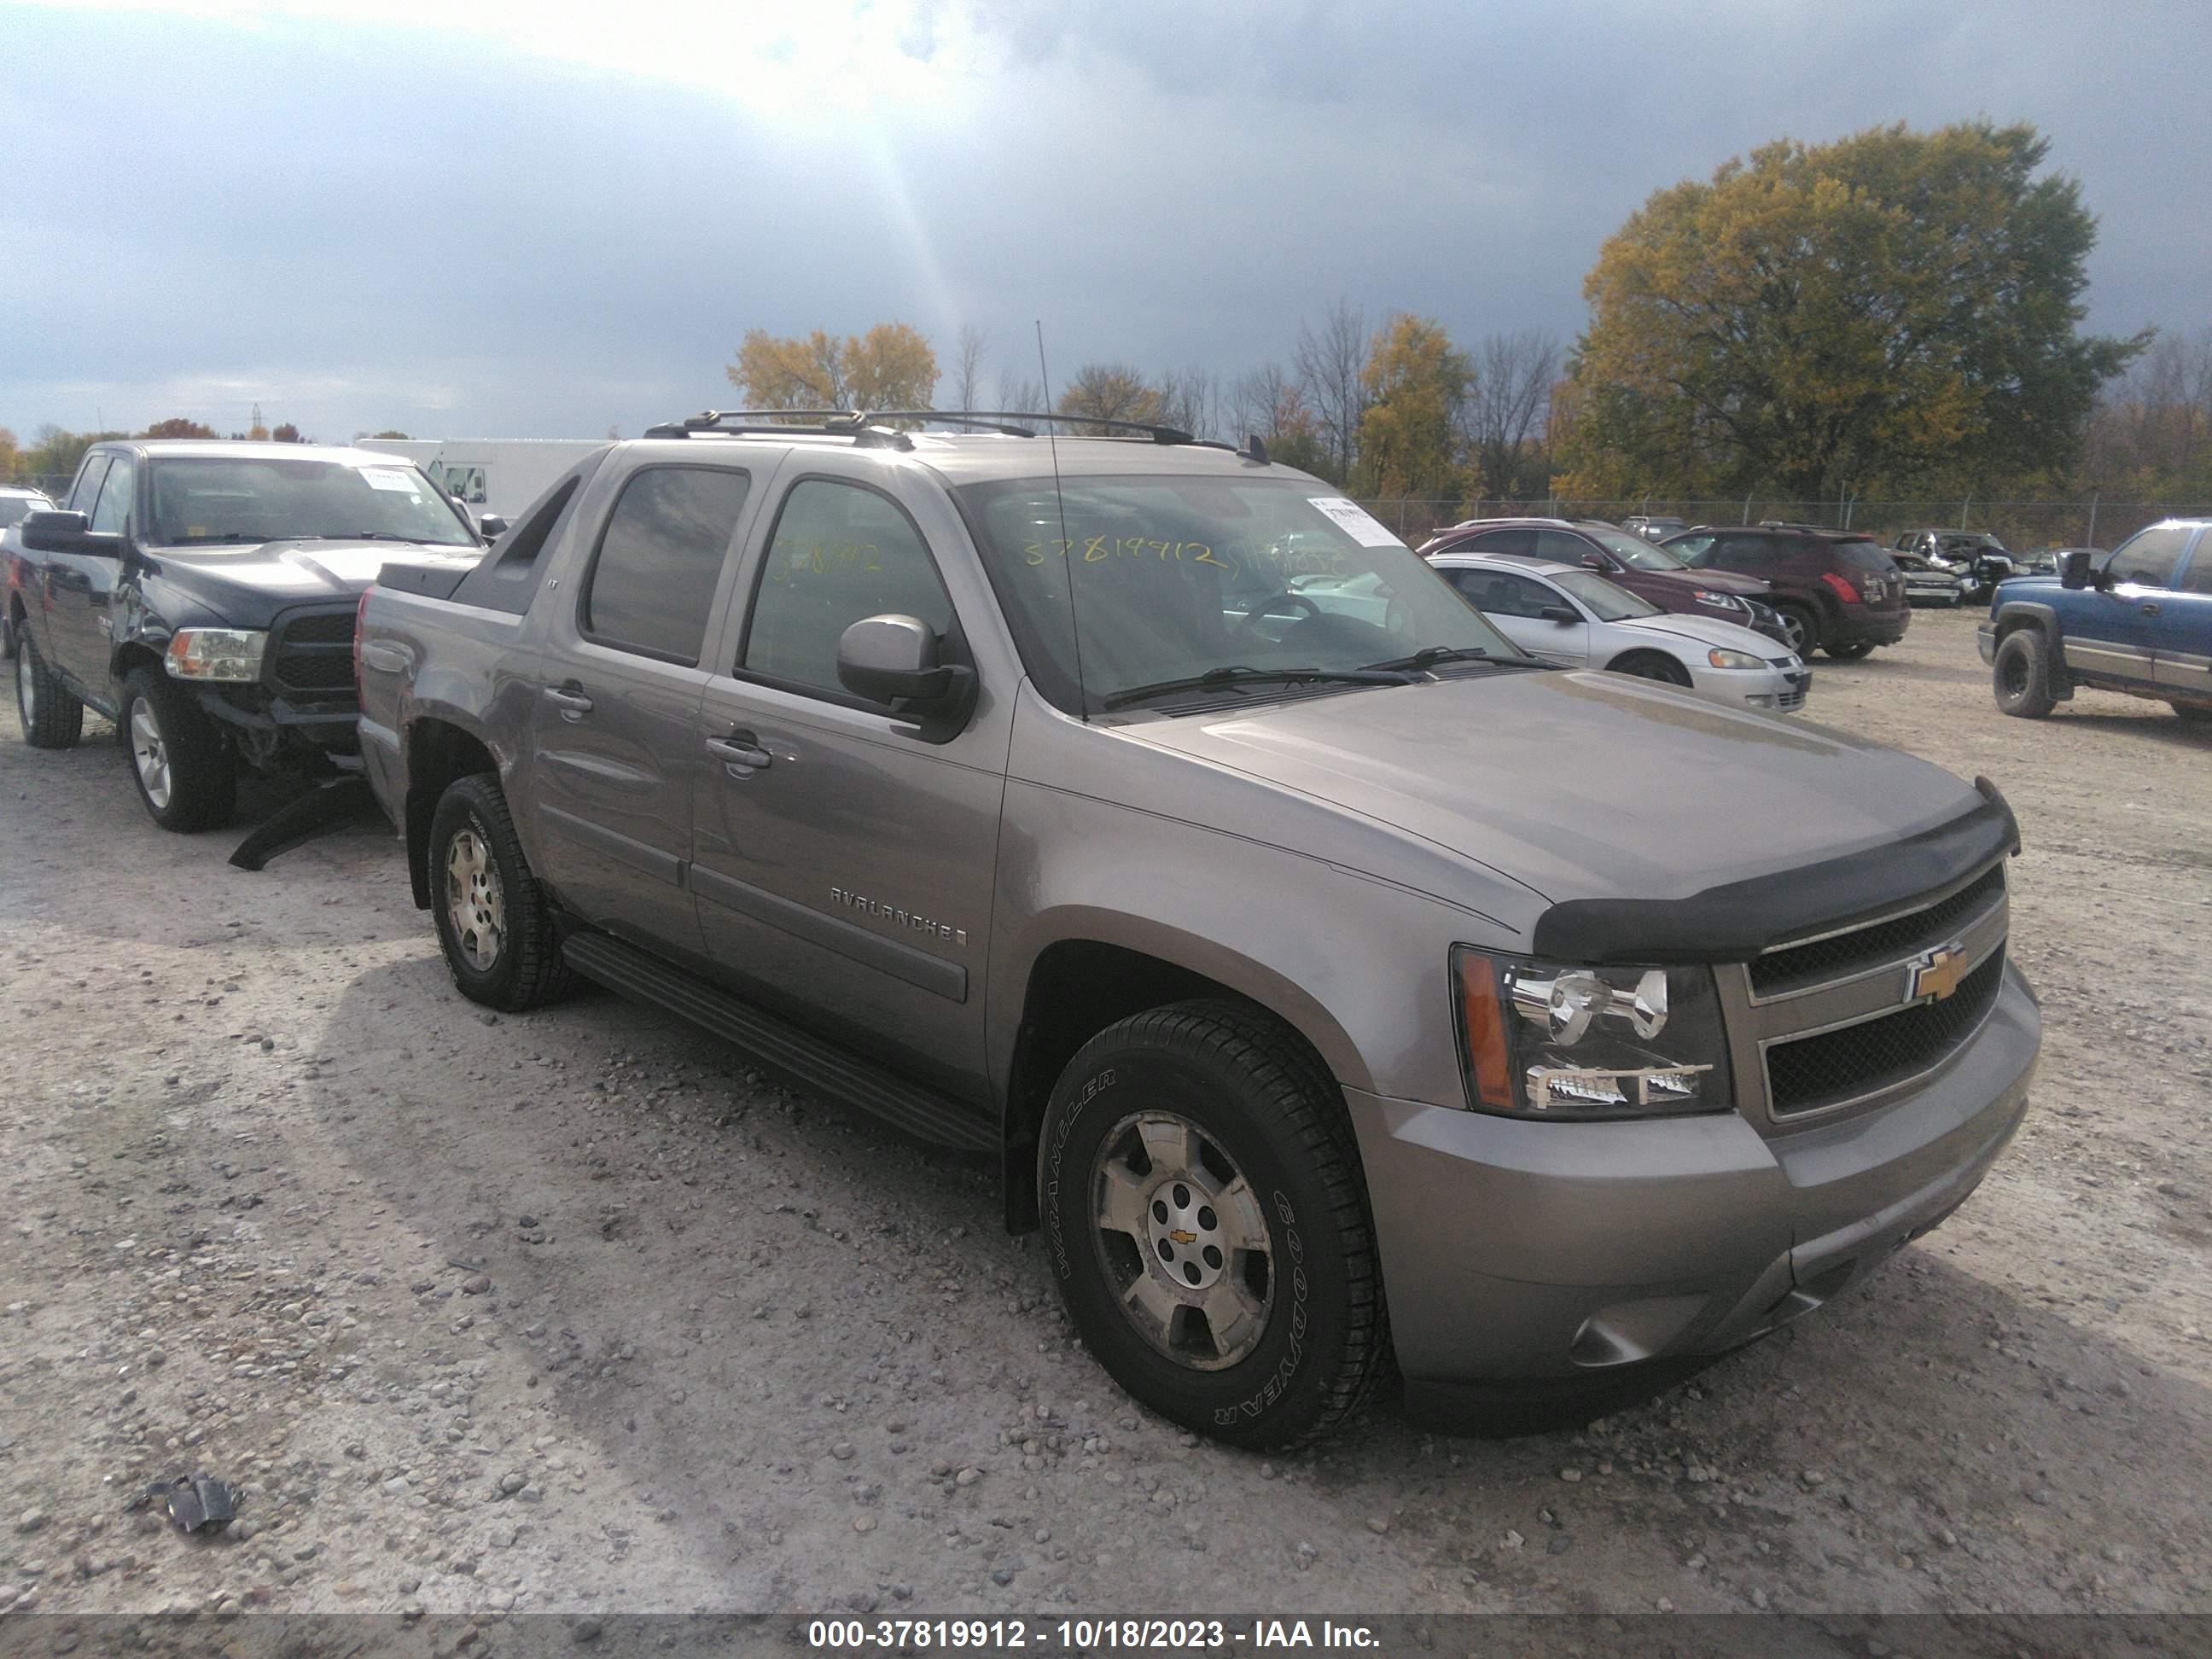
[1416,518,1790,646]
[1661,525,1909,659]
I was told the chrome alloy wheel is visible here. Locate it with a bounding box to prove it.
[15,649,36,726]
[129,699,172,808]
[445,828,506,973]
[1091,1110,1274,1371]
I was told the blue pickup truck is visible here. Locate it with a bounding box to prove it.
[1979,518,2212,725]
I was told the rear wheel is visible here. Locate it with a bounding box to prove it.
[15,633,84,749]
[1606,650,1693,686]
[2173,701,2212,726]
[1038,1001,1388,1451]
[1773,602,1819,656]
[1825,640,1877,661]
[428,773,577,1011]
[1993,629,2057,719]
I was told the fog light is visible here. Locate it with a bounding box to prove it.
[1745,693,1776,707]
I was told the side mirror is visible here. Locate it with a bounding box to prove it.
[20,509,122,558]
[1540,605,1580,625]
[477,514,509,542]
[836,614,975,735]
[1580,553,1609,571]
[2059,549,2096,590]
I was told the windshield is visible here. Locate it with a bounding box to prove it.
[954,475,1521,712]
[1551,569,1661,620]
[145,457,474,548]
[1588,527,1685,571]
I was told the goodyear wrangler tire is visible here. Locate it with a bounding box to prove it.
[1038,1001,1388,1450]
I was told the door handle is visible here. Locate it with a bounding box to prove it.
[706,733,773,771]
[543,684,594,716]
[2141,602,2161,616]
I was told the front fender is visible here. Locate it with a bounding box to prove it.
[1992,599,2073,698]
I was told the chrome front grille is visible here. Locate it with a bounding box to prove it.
[1720,862,2011,1124]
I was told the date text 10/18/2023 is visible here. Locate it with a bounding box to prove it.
[809,1618,1381,1650]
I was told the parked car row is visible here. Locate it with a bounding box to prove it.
[8,419,2043,1452]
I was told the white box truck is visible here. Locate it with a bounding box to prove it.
[355,439,608,521]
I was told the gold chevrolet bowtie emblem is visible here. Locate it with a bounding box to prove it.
[1908,943,1969,1003]
[1168,1229,1196,1245]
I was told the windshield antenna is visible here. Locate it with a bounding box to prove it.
[1036,319,1090,723]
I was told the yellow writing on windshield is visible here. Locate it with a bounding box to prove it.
[1022,535,1230,569]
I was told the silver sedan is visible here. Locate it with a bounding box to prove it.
[1429,552,1812,712]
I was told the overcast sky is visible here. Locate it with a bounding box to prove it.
[5,0,2209,444]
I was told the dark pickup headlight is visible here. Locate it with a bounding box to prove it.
[1452,947,1732,1120]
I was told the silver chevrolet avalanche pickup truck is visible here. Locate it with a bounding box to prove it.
[356,411,2039,1449]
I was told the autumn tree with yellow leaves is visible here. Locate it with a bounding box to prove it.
[726,323,940,411]
[1556,121,2142,502]
[1354,314,1468,498]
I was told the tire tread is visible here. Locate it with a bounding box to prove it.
[435,773,578,1010]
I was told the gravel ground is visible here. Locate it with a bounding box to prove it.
[1,606,2208,1625]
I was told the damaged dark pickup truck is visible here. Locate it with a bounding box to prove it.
[4,439,491,831]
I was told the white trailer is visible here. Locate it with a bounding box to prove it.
[355,439,606,521]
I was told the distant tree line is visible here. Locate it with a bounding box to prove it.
[2,415,313,489]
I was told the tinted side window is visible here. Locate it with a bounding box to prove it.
[1464,527,1537,556]
[2106,525,2190,589]
[1668,533,1715,565]
[1456,568,1558,619]
[67,455,110,515]
[2180,534,2212,596]
[580,467,752,663]
[90,455,136,534]
[1534,529,1596,564]
[740,479,955,699]
[1713,534,1775,569]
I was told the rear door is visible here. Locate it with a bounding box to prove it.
[2071,524,2186,689]
[527,459,760,956]
[2152,527,2212,701]
[690,460,1008,1106]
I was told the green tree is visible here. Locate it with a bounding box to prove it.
[24,425,127,486]
[1057,362,1163,433]
[271,422,303,443]
[725,323,939,411]
[370,428,412,439]
[1558,121,2144,501]
[1355,314,1468,499]
[139,417,218,439]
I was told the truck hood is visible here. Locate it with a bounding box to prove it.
[1122,669,1979,905]
[143,539,471,607]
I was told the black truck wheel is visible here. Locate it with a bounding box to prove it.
[120,666,236,831]
[1993,629,2058,719]
[428,773,577,1011]
[15,633,84,749]
[1038,1001,1388,1451]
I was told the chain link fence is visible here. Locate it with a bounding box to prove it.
[1350,496,2212,553]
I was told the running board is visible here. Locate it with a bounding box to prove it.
[560,930,997,1154]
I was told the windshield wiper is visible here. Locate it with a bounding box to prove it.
[1100,664,1412,712]
[1358,644,1528,672]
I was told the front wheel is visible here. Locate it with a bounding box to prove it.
[120,667,235,830]
[1038,1001,1388,1451]
[1772,602,1819,656]
[428,773,577,1010]
[15,633,84,749]
[1993,629,2057,719]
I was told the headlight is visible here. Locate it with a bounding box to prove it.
[165,628,267,681]
[1706,647,1764,670]
[1691,590,1741,609]
[1452,948,1732,1120]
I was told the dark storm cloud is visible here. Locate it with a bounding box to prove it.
[3,0,2206,440]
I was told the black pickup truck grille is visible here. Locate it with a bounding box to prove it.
[265,604,358,702]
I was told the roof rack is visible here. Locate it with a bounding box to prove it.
[641,408,1266,456]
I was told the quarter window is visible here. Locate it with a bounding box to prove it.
[89,455,135,534]
[579,467,752,663]
[2105,525,2189,589]
[740,479,956,700]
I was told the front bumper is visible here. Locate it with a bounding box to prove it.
[1346,963,2038,1402]
[1685,661,1811,713]
[1831,608,1911,646]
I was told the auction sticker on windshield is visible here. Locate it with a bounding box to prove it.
[1307,496,1400,547]
[360,468,425,495]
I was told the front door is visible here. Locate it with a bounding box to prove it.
[527,461,759,957]
[35,452,125,704]
[2072,524,2186,689]
[690,466,1006,1107]
[1445,566,1589,666]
